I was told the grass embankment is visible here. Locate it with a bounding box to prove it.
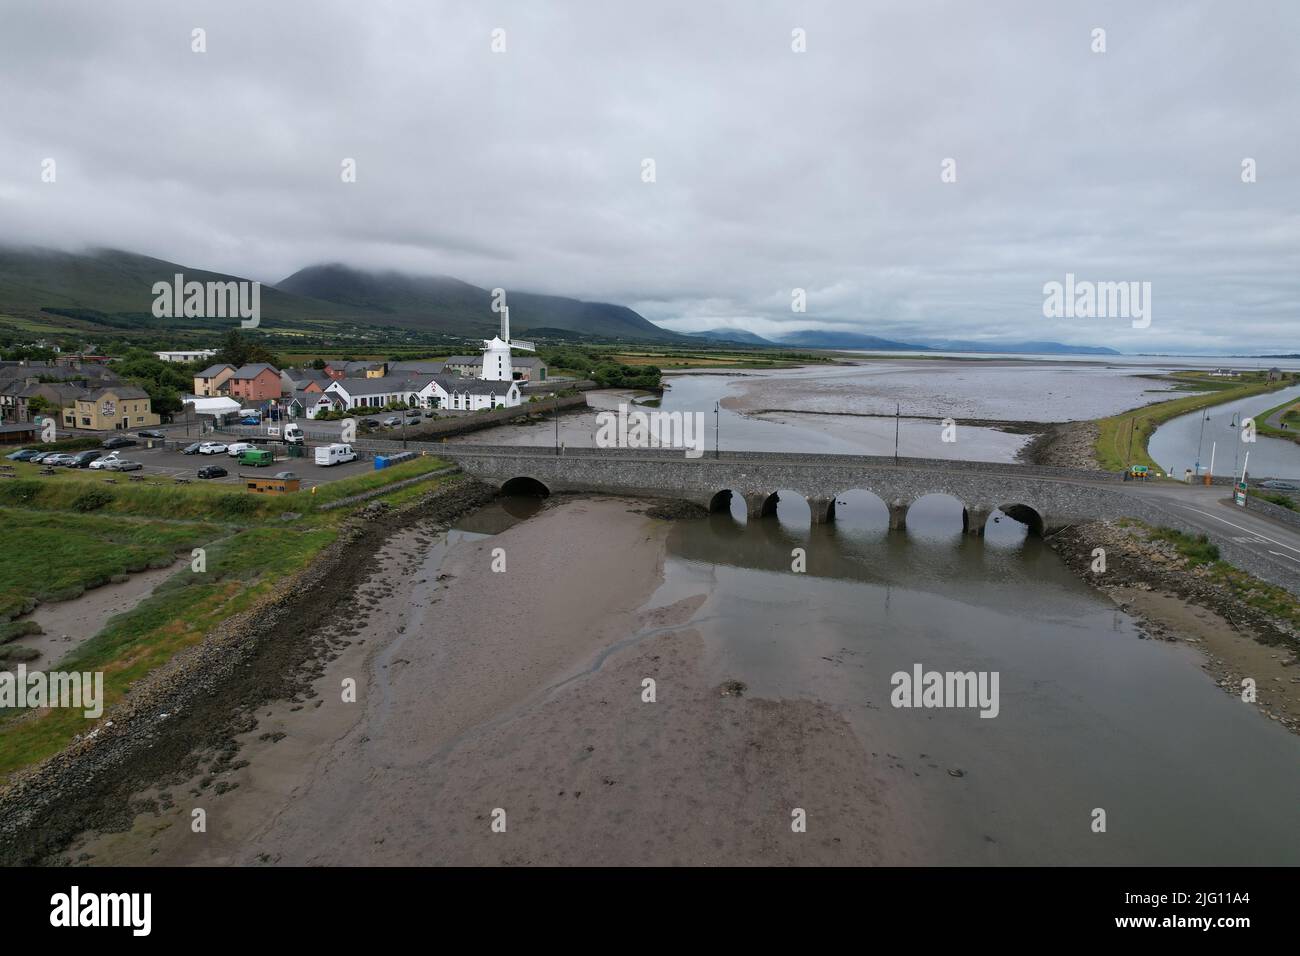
[0,455,458,780]
[1128,522,1300,630]
[1095,371,1293,473]
[1250,394,1300,443]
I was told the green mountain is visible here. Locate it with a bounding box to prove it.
[0,247,680,343]
[276,264,677,342]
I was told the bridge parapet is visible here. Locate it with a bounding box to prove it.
[438,445,1138,535]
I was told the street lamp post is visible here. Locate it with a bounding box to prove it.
[714,401,720,459]
[1194,411,1209,476]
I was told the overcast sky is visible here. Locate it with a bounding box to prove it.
[1,0,1296,352]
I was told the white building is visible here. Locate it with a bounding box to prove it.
[323,374,521,413]
[479,307,536,382]
[156,349,218,363]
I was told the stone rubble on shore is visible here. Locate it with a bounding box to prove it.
[1049,519,1300,735]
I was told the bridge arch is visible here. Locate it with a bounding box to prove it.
[829,490,891,531]
[907,493,969,538]
[501,475,550,498]
[761,489,812,526]
[994,502,1045,538]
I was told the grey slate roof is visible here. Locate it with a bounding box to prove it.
[232,363,279,378]
[196,364,234,378]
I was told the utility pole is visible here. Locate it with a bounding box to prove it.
[554,397,559,455]
[894,403,900,462]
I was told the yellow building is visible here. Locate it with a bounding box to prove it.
[65,386,161,431]
[194,363,236,396]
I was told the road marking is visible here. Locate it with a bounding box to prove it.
[1268,550,1300,564]
[1175,505,1300,555]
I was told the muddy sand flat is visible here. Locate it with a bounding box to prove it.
[70,498,898,865]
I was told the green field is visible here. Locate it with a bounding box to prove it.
[0,455,458,779]
[1095,371,1294,473]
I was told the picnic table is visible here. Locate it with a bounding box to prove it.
[128,474,146,482]
[102,478,118,484]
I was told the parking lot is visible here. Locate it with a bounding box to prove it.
[60,441,377,488]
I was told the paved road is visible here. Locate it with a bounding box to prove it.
[1118,480,1300,589]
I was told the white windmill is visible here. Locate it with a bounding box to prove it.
[480,305,535,381]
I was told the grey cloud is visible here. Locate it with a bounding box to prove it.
[0,0,1296,352]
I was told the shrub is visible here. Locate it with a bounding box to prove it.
[0,620,41,645]
[0,645,41,665]
[71,488,115,512]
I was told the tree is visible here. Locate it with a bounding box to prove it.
[215,329,280,369]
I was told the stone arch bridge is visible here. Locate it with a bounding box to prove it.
[436,446,1144,535]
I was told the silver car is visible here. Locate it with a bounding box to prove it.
[106,458,143,472]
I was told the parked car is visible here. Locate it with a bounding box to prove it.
[42,453,76,466]
[69,450,102,468]
[181,442,204,455]
[239,416,261,425]
[138,429,166,439]
[106,458,143,472]
[1256,479,1300,491]
[227,442,254,457]
[5,449,40,461]
[198,442,228,455]
[88,452,120,470]
[197,465,228,479]
[26,451,53,463]
[272,471,299,480]
[382,416,400,427]
[101,436,137,449]
[405,409,422,419]
[360,418,380,430]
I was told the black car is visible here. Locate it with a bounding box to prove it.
[102,436,138,449]
[69,450,102,468]
[181,442,204,455]
[197,465,228,479]
[138,429,166,440]
[360,418,380,430]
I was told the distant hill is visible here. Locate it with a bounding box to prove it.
[687,328,778,347]
[774,330,931,351]
[927,339,1122,355]
[277,264,679,342]
[0,247,682,343]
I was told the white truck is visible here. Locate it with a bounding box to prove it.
[283,423,305,445]
[315,442,358,466]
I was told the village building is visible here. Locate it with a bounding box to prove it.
[155,349,217,363]
[227,363,282,402]
[440,354,547,382]
[65,386,160,431]
[324,360,387,380]
[194,363,236,396]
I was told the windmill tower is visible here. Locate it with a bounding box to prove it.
[481,306,535,381]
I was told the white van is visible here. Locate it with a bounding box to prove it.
[315,443,358,466]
